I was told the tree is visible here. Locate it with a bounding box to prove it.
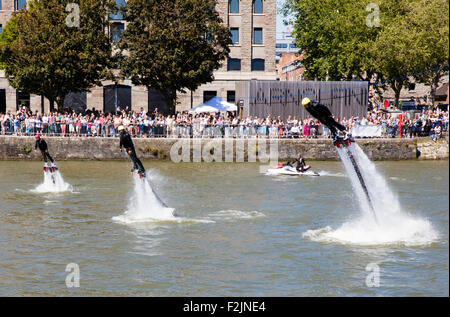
[283,0,449,108]
[0,0,116,111]
[282,0,381,81]
[366,0,449,107]
[119,0,231,113]
[409,0,449,106]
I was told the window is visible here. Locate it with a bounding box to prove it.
[0,89,5,114]
[110,0,126,20]
[14,0,27,10]
[253,28,263,45]
[203,91,217,103]
[205,31,214,43]
[290,43,298,49]
[227,58,241,71]
[104,85,131,114]
[276,43,288,49]
[230,28,239,44]
[227,91,236,104]
[253,0,263,14]
[229,0,239,14]
[0,25,2,34]
[16,89,30,110]
[251,59,265,71]
[110,22,125,43]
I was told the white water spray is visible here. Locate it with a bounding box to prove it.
[113,173,177,223]
[304,143,438,246]
[33,167,72,193]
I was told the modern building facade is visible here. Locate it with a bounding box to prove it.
[0,0,277,114]
[275,30,299,55]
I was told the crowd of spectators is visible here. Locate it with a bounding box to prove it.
[0,105,448,140]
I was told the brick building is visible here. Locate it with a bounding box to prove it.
[0,0,277,114]
[276,52,305,81]
[177,0,277,111]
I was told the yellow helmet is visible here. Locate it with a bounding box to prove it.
[118,125,125,131]
[302,97,311,106]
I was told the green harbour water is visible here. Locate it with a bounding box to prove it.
[0,159,448,296]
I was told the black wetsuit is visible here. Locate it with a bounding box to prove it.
[35,139,54,163]
[120,132,145,174]
[305,101,347,137]
[288,157,306,172]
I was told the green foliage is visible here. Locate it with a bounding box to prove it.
[0,0,116,111]
[283,0,449,107]
[283,0,380,81]
[119,0,231,113]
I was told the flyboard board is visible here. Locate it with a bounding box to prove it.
[43,162,58,184]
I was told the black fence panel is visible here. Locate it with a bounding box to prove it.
[248,81,368,121]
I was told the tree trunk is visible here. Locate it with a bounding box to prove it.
[430,72,441,109]
[392,80,404,109]
[49,98,55,113]
[162,89,177,115]
[41,95,45,114]
[55,95,66,113]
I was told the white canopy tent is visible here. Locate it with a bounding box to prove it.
[188,96,237,113]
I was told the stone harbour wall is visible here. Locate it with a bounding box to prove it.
[0,136,448,161]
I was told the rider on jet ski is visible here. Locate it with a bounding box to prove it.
[301,97,352,143]
[287,153,307,172]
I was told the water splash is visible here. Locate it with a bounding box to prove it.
[208,210,265,221]
[112,173,175,223]
[33,170,72,193]
[113,174,211,224]
[304,143,439,246]
[316,170,346,178]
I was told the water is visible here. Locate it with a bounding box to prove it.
[304,143,438,246]
[112,173,177,223]
[0,160,448,296]
[33,167,72,194]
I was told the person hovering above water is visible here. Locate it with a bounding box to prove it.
[301,97,351,142]
[34,134,56,167]
[118,125,146,177]
[287,153,307,172]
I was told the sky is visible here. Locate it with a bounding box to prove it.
[276,0,292,35]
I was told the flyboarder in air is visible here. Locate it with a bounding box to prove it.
[302,98,377,222]
[34,134,57,172]
[301,97,353,146]
[118,125,146,178]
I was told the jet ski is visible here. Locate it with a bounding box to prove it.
[266,163,320,176]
